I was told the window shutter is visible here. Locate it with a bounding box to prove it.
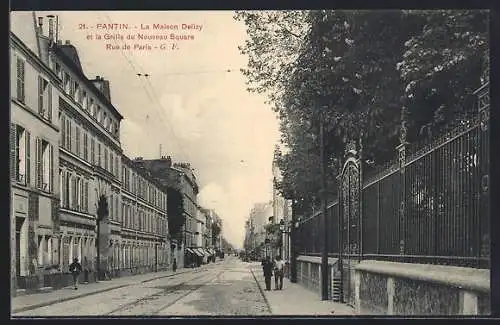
[48,85,53,121]
[69,121,72,151]
[61,115,66,147]
[65,173,70,208]
[38,76,44,114]
[50,144,54,192]
[10,124,16,180]
[61,172,66,207]
[25,130,31,185]
[36,138,42,189]
[17,59,25,102]
[84,181,89,212]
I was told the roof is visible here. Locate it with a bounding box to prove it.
[59,44,83,72]
[53,43,124,120]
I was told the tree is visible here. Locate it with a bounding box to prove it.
[166,187,185,244]
[397,10,489,141]
[237,9,489,213]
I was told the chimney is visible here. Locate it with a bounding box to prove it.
[47,15,55,42]
[65,40,71,45]
[37,17,43,34]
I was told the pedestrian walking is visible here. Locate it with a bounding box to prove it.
[173,258,177,272]
[262,256,274,291]
[274,255,285,290]
[69,258,82,290]
[82,256,90,284]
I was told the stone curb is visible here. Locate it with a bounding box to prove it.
[12,269,191,314]
[249,266,273,315]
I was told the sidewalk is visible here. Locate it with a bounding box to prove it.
[249,264,356,316]
[11,267,195,314]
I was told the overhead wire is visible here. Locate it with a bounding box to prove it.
[102,13,191,162]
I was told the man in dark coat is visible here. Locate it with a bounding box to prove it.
[262,256,274,291]
[69,258,83,290]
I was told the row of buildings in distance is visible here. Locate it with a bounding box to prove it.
[10,12,222,295]
[243,159,292,262]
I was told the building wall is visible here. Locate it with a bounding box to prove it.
[10,32,60,292]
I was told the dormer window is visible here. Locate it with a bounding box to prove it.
[89,99,95,117]
[63,72,71,94]
[82,91,88,110]
[74,82,81,104]
[97,106,102,122]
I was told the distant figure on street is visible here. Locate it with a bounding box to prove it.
[69,258,82,290]
[173,258,177,272]
[262,256,274,291]
[274,255,285,290]
[82,256,90,284]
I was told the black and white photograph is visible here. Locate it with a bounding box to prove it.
[10,9,490,317]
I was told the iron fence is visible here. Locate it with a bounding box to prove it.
[297,83,490,269]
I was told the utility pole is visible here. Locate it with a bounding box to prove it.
[320,119,329,301]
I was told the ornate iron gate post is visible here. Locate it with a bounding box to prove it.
[475,81,489,268]
[339,140,362,306]
[396,110,408,259]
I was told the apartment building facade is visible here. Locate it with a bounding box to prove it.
[10,31,61,291]
[29,14,170,278]
[120,157,170,275]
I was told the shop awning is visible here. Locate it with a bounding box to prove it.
[193,248,204,257]
[209,248,216,255]
[186,248,195,254]
[201,248,211,256]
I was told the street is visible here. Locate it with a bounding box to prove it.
[13,257,271,317]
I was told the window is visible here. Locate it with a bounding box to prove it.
[54,62,61,77]
[84,181,89,212]
[16,58,25,103]
[109,194,113,221]
[36,138,53,192]
[63,72,71,94]
[90,137,95,164]
[89,98,95,117]
[97,142,101,166]
[65,119,72,151]
[38,76,52,121]
[115,196,119,221]
[115,157,119,178]
[75,126,80,156]
[74,82,82,105]
[83,131,88,161]
[70,80,76,98]
[104,147,108,170]
[82,91,87,110]
[110,152,113,174]
[103,112,108,128]
[60,170,65,207]
[121,204,125,225]
[60,115,65,147]
[10,124,30,184]
[97,106,102,123]
[76,177,81,210]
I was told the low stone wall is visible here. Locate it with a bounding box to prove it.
[296,255,340,299]
[355,260,490,316]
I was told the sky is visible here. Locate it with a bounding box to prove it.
[11,11,281,249]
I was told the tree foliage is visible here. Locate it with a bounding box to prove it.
[236,10,488,211]
[167,187,185,243]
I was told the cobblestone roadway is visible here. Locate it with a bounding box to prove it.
[13,257,270,316]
